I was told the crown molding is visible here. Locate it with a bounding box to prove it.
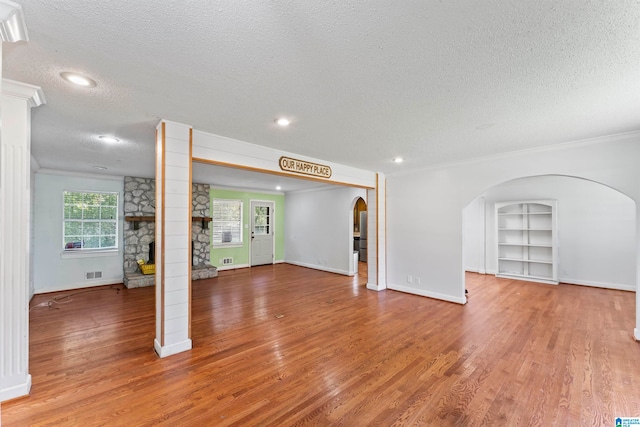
[2,78,46,107]
[0,0,28,42]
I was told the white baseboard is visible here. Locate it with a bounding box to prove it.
[467,271,636,292]
[465,269,491,275]
[34,278,123,294]
[0,374,31,402]
[154,338,192,358]
[387,283,466,304]
[215,263,250,271]
[559,278,636,292]
[635,328,640,342]
[215,261,287,271]
[285,260,349,276]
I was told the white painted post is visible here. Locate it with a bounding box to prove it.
[154,120,193,357]
[367,173,387,291]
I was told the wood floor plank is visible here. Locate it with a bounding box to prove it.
[2,265,640,426]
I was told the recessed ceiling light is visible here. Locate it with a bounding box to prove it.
[275,118,290,127]
[276,186,282,191]
[93,166,107,170]
[60,72,96,88]
[98,135,120,143]
[392,157,404,163]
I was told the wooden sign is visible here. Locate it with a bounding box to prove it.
[279,156,332,179]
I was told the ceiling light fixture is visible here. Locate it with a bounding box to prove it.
[392,157,404,163]
[98,135,120,143]
[93,166,107,170]
[276,186,282,191]
[60,72,97,88]
[275,118,290,127]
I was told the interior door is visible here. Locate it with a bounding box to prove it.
[250,201,275,266]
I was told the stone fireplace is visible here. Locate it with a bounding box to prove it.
[123,177,217,288]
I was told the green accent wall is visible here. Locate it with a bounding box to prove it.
[210,188,285,267]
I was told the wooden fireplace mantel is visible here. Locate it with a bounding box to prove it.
[125,216,212,230]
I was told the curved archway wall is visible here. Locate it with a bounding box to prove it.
[385,131,640,340]
[463,175,636,291]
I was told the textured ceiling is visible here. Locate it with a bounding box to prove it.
[4,1,639,189]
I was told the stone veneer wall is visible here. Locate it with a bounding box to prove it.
[124,177,155,272]
[123,177,210,273]
[191,183,211,266]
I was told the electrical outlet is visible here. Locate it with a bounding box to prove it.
[562,269,568,276]
[407,275,413,283]
[416,277,421,285]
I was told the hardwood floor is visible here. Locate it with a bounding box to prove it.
[2,265,639,426]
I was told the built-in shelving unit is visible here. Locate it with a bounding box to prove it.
[495,200,558,284]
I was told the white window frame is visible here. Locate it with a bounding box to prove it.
[212,198,244,247]
[62,190,119,253]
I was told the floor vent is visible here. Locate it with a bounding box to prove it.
[85,271,103,280]
[222,257,233,265]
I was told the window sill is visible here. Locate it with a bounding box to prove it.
[213,244,244,249]
[60,249,119,259]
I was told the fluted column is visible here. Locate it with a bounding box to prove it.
[0,78,45,402]
[0,1,45,403]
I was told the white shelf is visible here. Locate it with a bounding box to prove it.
[498,257,553,265]
[498,243,552,248]
[496,272,558,285]
[498,228,552,231]
[495,200,558,284]
[498,212,552,216]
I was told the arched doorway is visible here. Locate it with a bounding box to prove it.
[352,196,368,277]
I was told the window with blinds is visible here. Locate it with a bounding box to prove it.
[212,199,243,246]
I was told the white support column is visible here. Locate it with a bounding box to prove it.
[0,1,42,403]
[154,120,192,358]
[367,173,387,291]
[0,79,45,402]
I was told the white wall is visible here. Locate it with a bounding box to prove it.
[285,186,367,275]
[33,171,124,293]
[463,176,636,290]
[463,196,485,273]
[386,132,640,306]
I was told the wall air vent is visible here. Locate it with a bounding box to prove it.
[85,271,103,280]
[222,257,233,265]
